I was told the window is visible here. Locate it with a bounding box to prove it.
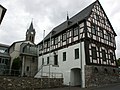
[0,58,1,63]
[99,28,104,38]
[110,52,114,63]
[67,31,70,38]
[54,55,58,65]
[31,37,34,42]
[5,59,8,65]
[26,66,29,71]
[108,33,112,42]
[54,37,58,45]
[42,58,44,65]
[96,14,99,21]
[2,59,4,63]
[32,57,35,63]
[63,52,66,61]
[62,33,66,41]
[47,57,49,64]
[92,25,97,35]
[73,27,78,36]
[47,41,50,48]
[102,50,106,61]
[92,47,97,59]
[75,48,79,59]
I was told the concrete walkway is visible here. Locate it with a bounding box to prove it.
[39,83,120,90]
[39,87,85,90]
[38,86,95,90]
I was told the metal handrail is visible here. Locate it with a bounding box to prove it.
[35,72,63,78]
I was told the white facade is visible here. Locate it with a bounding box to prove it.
[35,42,86,86]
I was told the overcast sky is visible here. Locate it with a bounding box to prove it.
[0,0,120,58]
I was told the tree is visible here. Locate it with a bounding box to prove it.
[116,58,120,67]
[11,57,21,76]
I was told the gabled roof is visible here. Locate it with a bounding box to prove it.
[96,1,117,36]
[38,1,96,45]
[9,40,36,50]
[38,0,117,45]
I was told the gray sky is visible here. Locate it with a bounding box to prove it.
[0,0,120,58]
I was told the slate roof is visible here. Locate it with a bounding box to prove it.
[27,22,35,32]
[0,43,9,48]
[38,1,96,45]
[38,0,116,45]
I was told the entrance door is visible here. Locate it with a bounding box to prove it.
[70,68,81,86]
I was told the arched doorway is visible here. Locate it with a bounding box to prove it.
[70,68,81,86]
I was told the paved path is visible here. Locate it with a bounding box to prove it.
[39,83,120,90]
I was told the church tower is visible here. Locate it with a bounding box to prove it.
[26,22,36,43]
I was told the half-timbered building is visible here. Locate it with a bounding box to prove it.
[36,0,119,87]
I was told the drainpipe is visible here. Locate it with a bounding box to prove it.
[79,21,85,88]
[80,41,85,88]
[41,30,45,77]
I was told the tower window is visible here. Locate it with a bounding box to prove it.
[26,66,29,71]
[29,36,31,41]
[32,37,34,42]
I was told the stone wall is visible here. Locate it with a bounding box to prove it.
[0,76,63,90]
[85,65,120,87]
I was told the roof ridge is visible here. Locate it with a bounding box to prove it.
[38,1,97,44]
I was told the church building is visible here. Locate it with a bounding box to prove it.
[36,0,119,88]
[9,22,38,76]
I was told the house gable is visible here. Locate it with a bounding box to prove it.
[86,1,116,49]
[85,1,117,66]
[87,1,116,35]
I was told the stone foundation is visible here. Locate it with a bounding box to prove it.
[0,76,63,90]
[85,65,120,87]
